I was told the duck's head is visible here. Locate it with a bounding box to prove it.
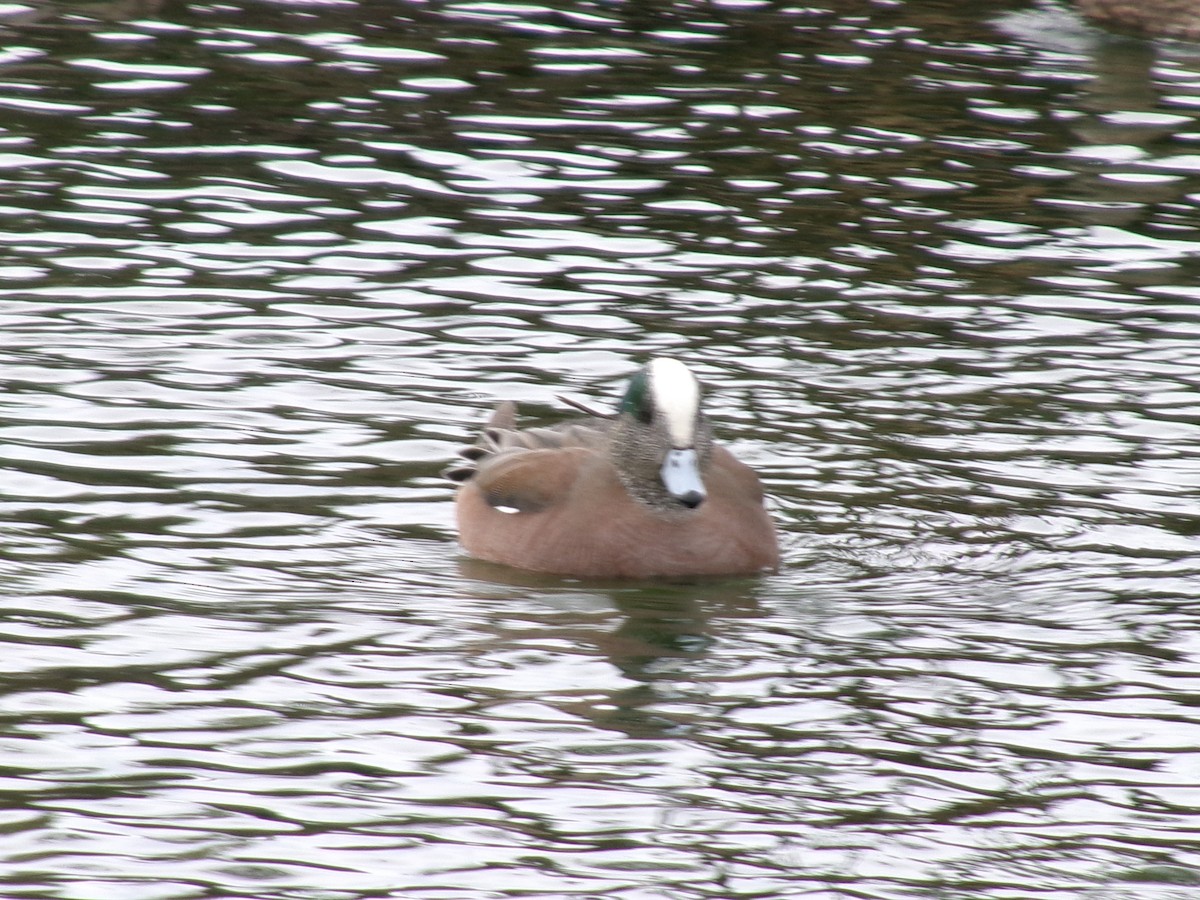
[614,357,710,510]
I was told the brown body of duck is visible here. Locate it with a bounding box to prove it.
[445,358,780,579]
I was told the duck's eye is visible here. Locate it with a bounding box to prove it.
[620,371,654,425]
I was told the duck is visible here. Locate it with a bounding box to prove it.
[445,358,780,579]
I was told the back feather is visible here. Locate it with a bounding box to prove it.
[443,400,608,483]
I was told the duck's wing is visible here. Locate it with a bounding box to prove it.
[466,444,594,514]
[443,401,608,484]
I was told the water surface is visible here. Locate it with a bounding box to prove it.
[2,1,1200,898]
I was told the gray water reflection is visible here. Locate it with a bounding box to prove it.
[1,0,1200,897]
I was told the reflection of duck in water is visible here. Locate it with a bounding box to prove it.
[1078,0,1200,40]
[446,358,779,579]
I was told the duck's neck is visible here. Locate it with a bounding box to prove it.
[609,416,714,512]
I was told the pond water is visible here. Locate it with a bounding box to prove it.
[2,0,1200,897]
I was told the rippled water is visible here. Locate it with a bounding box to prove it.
[2,0,1200,897]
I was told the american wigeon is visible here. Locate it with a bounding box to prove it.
[445,358,780,579]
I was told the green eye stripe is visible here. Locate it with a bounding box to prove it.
[620,370,654,424]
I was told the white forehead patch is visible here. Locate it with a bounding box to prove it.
[648,358,700,448]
